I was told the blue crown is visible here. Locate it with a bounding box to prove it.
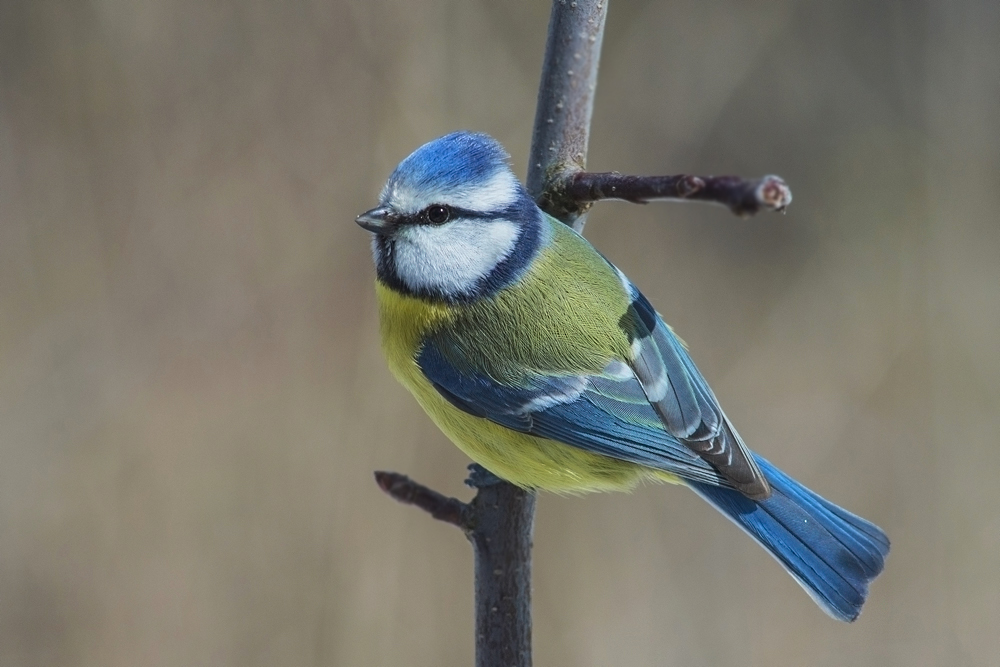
[388,132,511,193]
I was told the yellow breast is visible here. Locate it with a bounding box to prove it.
[374,282,662,493]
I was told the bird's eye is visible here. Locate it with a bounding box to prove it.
[425,205,450,225]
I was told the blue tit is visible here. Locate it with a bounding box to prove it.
[356,131,889,621]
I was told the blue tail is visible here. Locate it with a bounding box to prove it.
[690,455,890,622]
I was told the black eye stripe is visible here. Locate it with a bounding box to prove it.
[401,203,519,226]
[405,205,483,225]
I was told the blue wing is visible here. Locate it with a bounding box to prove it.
[617,275,769,498]
[417,338,731,488]
[417,330,890,622]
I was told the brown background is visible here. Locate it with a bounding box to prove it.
[1,0,997,665]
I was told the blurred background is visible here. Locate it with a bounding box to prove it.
[1,0,997,664]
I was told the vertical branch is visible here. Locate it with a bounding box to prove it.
[472,2,609,664]
[528,0,609,230]
[471,480,537,666]
[376,3,609,666]
[471,1,608,664]
[377,467,537,667]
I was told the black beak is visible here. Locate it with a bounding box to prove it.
[355,207,396,234]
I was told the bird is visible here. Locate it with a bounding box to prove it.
[356,131,889,622]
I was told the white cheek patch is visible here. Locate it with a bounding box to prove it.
[393,218,521,296]
[387,170,521,215]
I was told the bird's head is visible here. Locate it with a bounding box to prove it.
[357,132,544,302]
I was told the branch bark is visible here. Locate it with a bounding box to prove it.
[470,478,536,666]
[528,0,609,231]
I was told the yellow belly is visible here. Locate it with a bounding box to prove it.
[375,282,677,493]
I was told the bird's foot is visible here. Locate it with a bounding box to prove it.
[465,463,504,488]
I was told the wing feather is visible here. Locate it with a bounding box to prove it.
[417,339,730,488]
[621,281,769,499]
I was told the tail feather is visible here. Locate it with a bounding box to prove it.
[690,455,889,622]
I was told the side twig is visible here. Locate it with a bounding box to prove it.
[555,171,792,218]
[374,471,472,532]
